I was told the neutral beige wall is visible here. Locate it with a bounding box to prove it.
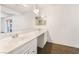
[40,5,79,48]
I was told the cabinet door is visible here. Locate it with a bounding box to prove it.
[37,34,44,48]
[24,39,37,54]
[9,39,37,54]
[44,32,47,45]
[37,32,47,48]
[9,43,31,54]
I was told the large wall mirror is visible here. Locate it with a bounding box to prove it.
[0,5,16,33]
[0,4,36,34]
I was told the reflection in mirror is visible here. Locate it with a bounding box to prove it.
[1,17,12,33]
[0,4,40,34]
[1,12,13,33]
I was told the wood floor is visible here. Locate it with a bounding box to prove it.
[37,42,79,54]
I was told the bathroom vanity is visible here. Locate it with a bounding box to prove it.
[0,29,47,54]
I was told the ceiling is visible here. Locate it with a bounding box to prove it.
[1,4,34,14]
[1,4,56,15]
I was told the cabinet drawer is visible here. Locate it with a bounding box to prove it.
[28,48,37,54]
[24,47,37,54]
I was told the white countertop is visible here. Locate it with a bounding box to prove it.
[0,29,47,53]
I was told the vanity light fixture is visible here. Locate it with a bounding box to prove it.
[22,4,39,15]
[22,4,30,8]
[33,4,39,15]
[33,8,39,15]
[22,4,27,7]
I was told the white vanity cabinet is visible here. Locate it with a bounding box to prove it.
[9,38,37,54]
[0,30,48,54]
[37,32,47,48]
